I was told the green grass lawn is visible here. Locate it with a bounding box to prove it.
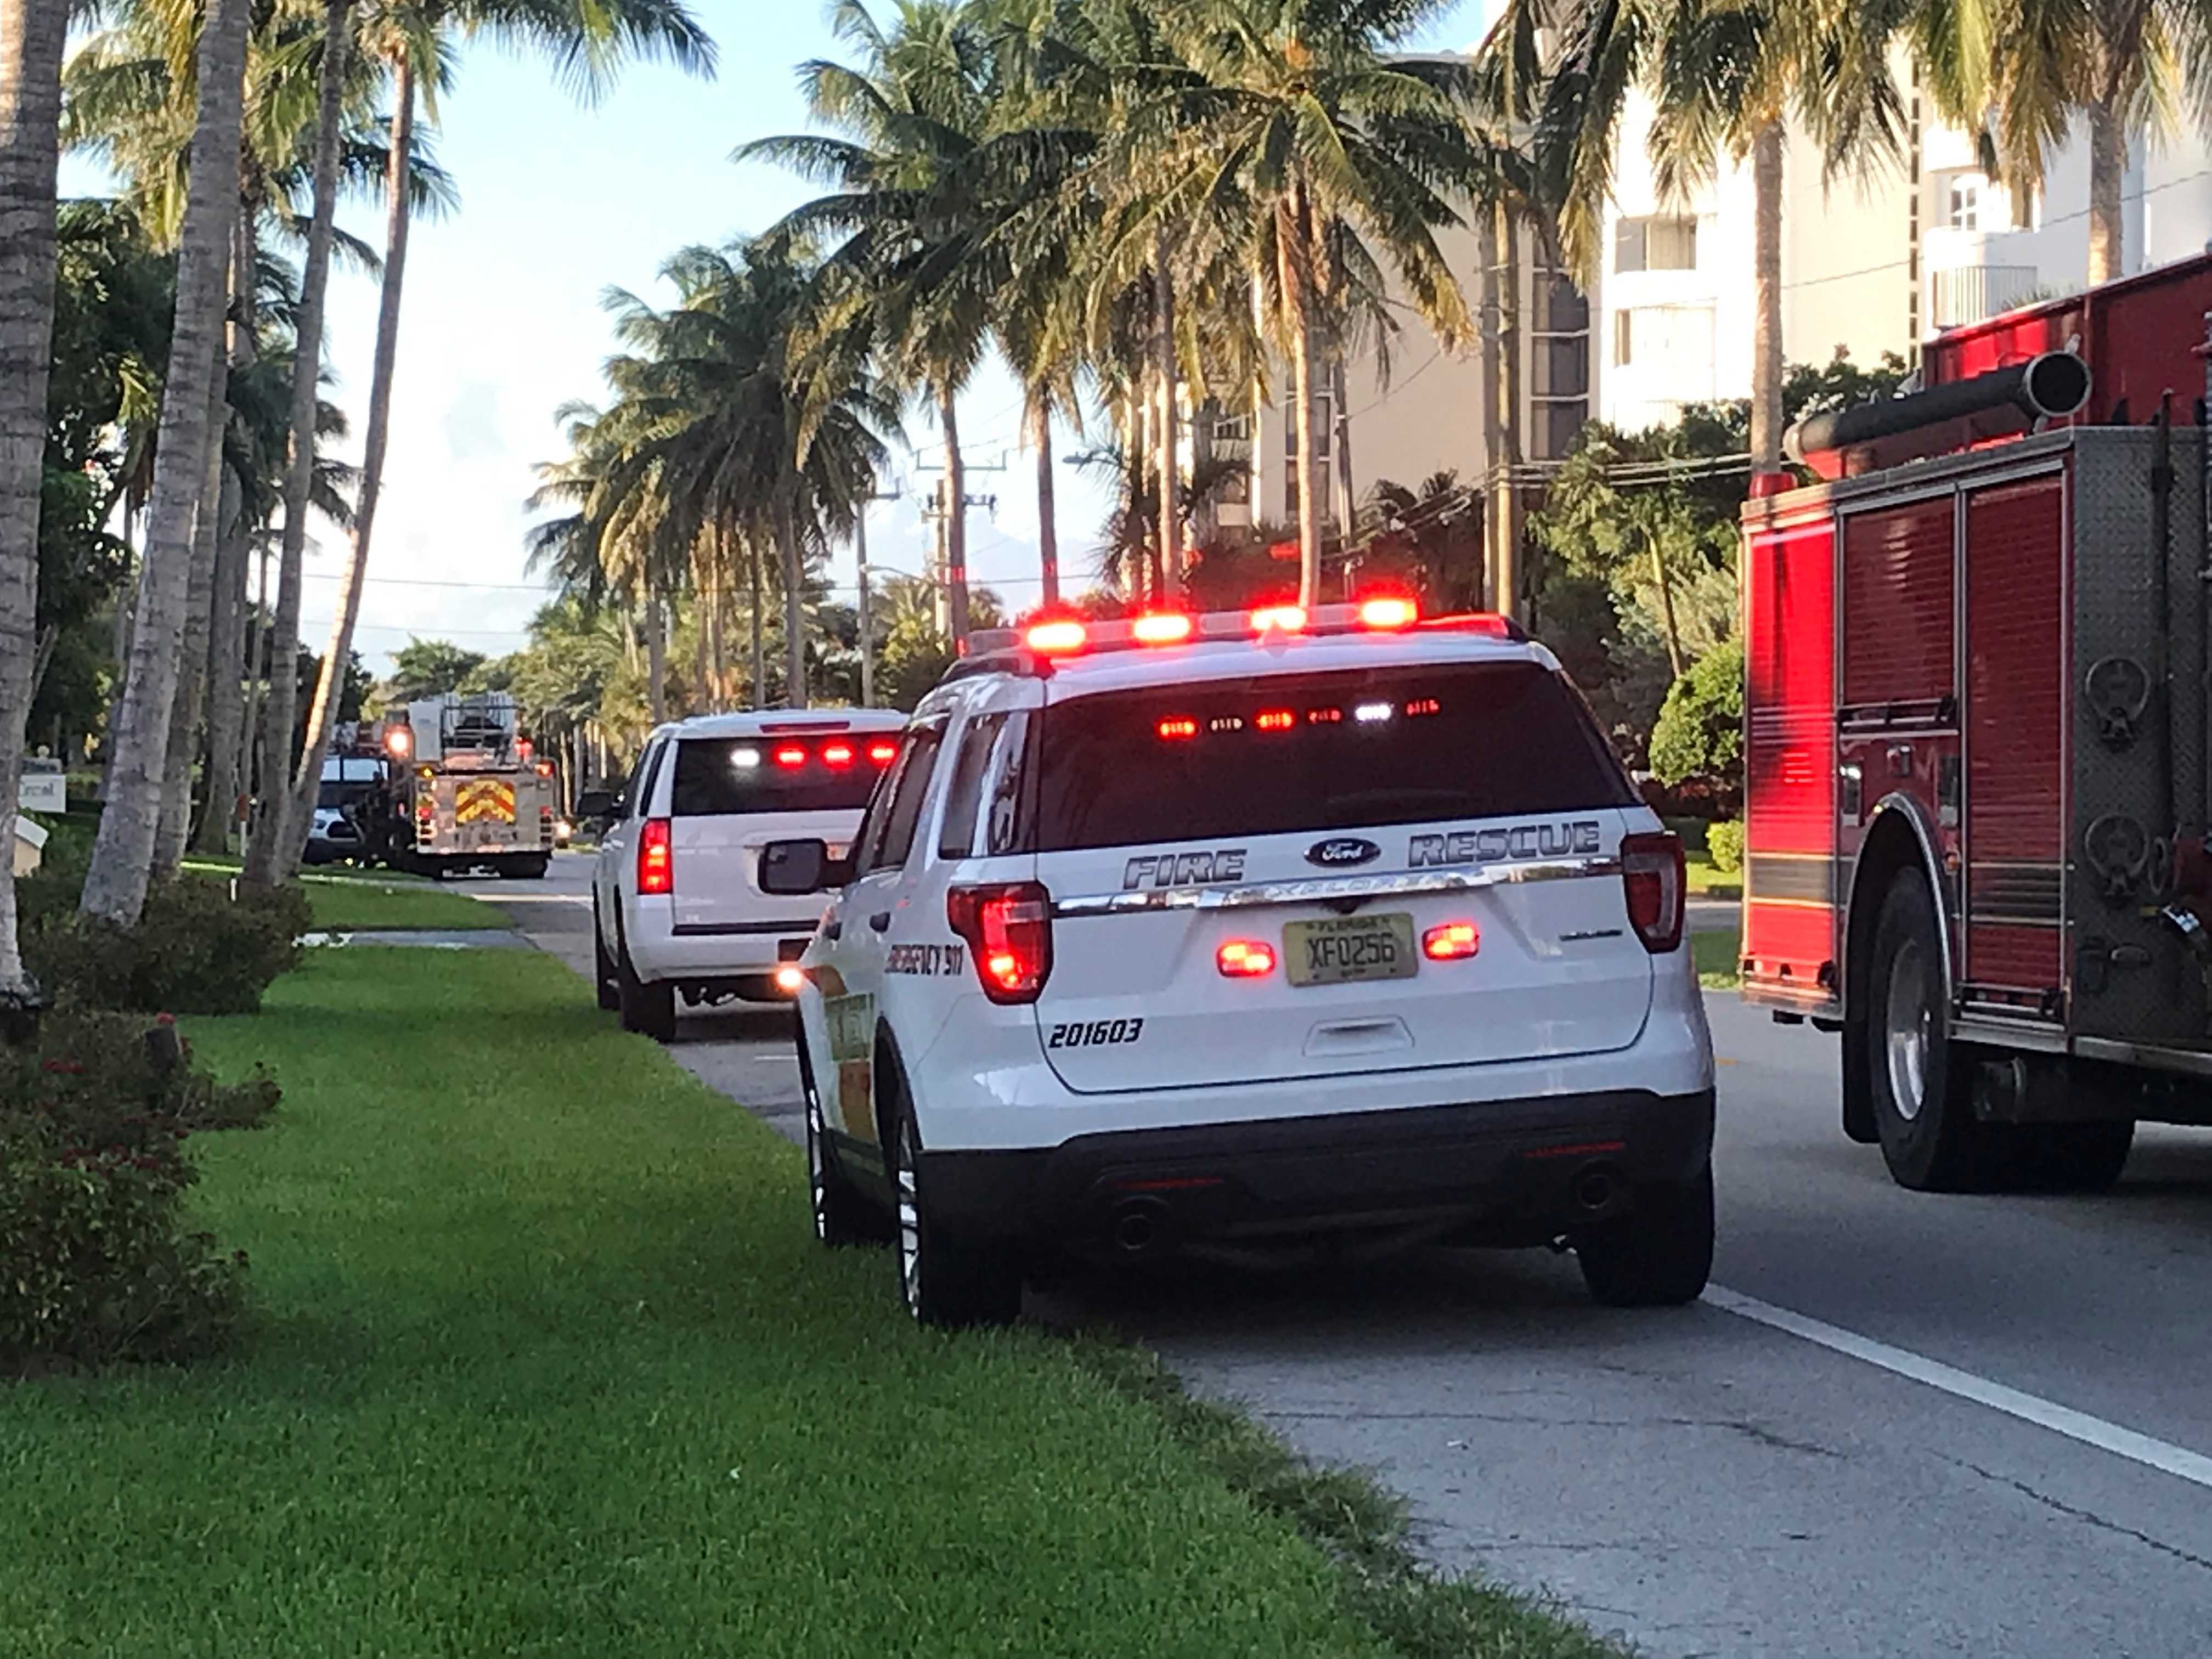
[1667,820,1743,901]
[1693,926,1742,989]
[179,856,506,932]
[0,949,1604,1659]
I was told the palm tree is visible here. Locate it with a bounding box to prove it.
[0,0,70,998]
[272,0,717,883]
[79,0,253,925]
[1142,0,1511,607]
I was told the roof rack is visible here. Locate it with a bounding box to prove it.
[963,602,1525,663]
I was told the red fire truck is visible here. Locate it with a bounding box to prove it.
[1741,253,2212,1194]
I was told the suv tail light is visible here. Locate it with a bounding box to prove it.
[1620,832,1685,953]
[637,817,674,896]
[946,882,1053,1003]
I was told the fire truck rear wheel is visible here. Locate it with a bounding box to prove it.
[497,856,550,880]
[2021,1120,2135,1193]
[1866,876,2002,1191]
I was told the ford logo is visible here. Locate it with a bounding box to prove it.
[1306,837,1381,869]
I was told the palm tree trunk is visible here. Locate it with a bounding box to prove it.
[239,531,269,823]
[1491,200,1523,622]
[940,386,969,645]
[1154,231,1183,595]
[284,50,411,878]
[196,487,250,853]
[1283,217,1323,611]
[2087,98,2125,284]
[1331,357,1355,557]
[645,583,666,721]
[748,541,765,704]
[0,0,69,995]
[1030,391,1059,607]
[153,326,234,881]
[1749,119,1786,470]
[242,0,349,888]
[80,0,250,926]
[1653,539,1684,678]
[777,489,807,709]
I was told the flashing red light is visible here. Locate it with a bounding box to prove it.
[1156,717,1199,741]
[1307,707,1342,725]
[822,743,855,768]
[1422,922,1480,961]
[867,741,899,765]
[773,746,807,770]
[1026,619,1087,654]
[1255,709,1296,732]
[383,725,413,759]
[1405,698,1441,718]
[946,883,1054,1003]
[517,737,534,760]
[1132,612,1194,645]
[1216,939,1277,978]
[774,965,807,994]
[637,817,674,896]
[535,761,554,777]
[1250,605,1307,634]
[1621,832,1686,954]
[1359,597,1418,630]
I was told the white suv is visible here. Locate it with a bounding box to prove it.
[590,709,909,1040]
[764,605,1716,1325]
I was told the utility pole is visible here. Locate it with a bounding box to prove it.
[918,447,1007,648]
[854,484,901,707]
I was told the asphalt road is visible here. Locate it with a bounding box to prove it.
[492,852,2212,1658]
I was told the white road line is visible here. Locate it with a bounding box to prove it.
[1707,1285,2212,1491]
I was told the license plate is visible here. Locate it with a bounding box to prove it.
[1284,913,1418,987]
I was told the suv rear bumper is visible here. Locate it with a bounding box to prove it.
[915,1087,1714,1255]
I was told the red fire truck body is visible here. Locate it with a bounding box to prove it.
[1741,257,2212,1191]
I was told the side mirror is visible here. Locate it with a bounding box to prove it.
[574,789,617,822]
[759,838,850,896]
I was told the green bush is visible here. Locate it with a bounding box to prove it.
[1707,819,1746,874]
[1649,636,1745,793]
[21,874,308,1014]
[0,1010,261,1370]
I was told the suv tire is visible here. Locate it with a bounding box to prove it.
[1866,877,2004,1190]
[799,1041,890,1247]
[591,903,621,1012]
[885,1078,1020,1328]
[1576,1163,1714,1306]
[615,932,676,1043]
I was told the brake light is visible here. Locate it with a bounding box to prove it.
[1422,922,1480,961]
[637,817,673,896]
[1132,612,1194,645]
[1255,709,1295,732]
[774,965,806,994]
[773,746,806,769]
[1620,832,1685,953]
[868,741,898,765]
[535,761,554,776]
[822,743,854,768]
[1250,605,1307,634]
[1026,619,1087,654]
[1216,939,1276,977]
[1359,597,1417,630]
[1157,717,1198,740]
[946,883,1054,1004]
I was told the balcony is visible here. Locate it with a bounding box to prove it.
[1929,264,2043,330]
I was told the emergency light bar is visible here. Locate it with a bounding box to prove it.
[968,603,1523,661]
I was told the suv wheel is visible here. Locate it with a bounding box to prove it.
[1575,1163,1714,1307]
[591,900,620,1012]
[800,1043,889,1247]
[886,1091,1020,1328]
[1866,877,2002,1190]
[614,933,676,1043]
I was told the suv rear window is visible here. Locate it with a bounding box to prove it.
[1032,661,1635,851]
[670,736,890,816]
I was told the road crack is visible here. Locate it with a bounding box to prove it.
[1945,1456,2212,1574]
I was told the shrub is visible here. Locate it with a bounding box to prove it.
[0,1011,281,1133]
[1707,820,1746,874]
[21,875,307,1014]
[1649,636,1745,792]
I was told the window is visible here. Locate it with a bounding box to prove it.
[864,722,945,872]
[936,713,1008,858]
[1030,662,1634,853]
[1532,337,1588,398]
[1533,400,1589,461]
[623,740,669,819]
[1282,392,1334,522]
[1948,173,1983,230]
[1614,309,1634,366]
[1615,215,1698,273]
[1531,273,1590,334]
[670,736,887,817]
[1614,305,1714,379]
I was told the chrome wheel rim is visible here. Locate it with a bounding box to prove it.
[1884,938,1932,1122]
[895,1117,922,1318]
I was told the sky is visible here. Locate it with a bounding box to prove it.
[86,0,1498,675]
